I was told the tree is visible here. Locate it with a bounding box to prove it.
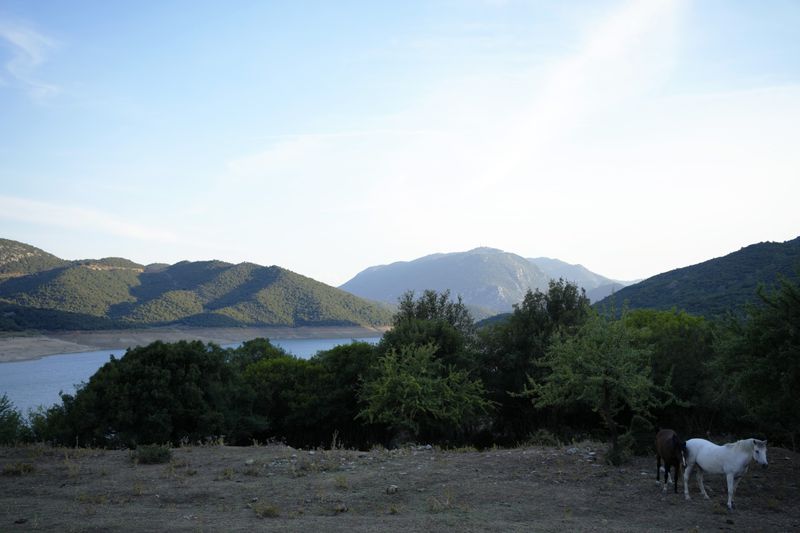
[357,343,493,444]
[0,394,27,444]
[225,337,291,371]
[310,341,379,447]
[624,309,715,432]
[380,289,479,373]
[244,354,327,447]
[53,340,264,447]
[477,279,591,440]
[713,275,800,448]
[525,311,666,464]
[394,289,476,341]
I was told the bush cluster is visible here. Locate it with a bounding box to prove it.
[3,278,798,458]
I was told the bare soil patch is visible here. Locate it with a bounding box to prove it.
[1,442,797,532]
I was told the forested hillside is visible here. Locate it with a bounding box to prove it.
[595,237,800,316]
[0,238,69,279]
[0,240,392,331]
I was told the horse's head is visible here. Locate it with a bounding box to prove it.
[752,439,768,468]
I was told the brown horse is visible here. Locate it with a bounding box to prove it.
[655,429,687,493]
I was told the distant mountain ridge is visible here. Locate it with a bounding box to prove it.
[527,257,632,303]
[340,247,629,315]
[0,239,392,331]
[594,237,800,316]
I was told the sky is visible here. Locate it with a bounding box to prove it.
[1,0,798,287]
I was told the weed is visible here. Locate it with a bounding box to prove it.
[428,489,456,513]
[63,453,81,478]
[243,465,261,477]
[711,502,728,515]
[2,462,35,476]
[134,445,172,465]
[448,445,478,453]
[76,493,108,505]
[252,502,280,518]
[334,474,349,490]
[132,481,146,496]
[215,467,235,481]
[527,429,561,447]
[766,497,782,511]
[205,436,226,447]
[25,444,47,460]
[330,430,342,450]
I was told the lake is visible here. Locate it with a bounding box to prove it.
[0,336,380,415]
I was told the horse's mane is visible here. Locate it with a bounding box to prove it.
[728,438,755,452]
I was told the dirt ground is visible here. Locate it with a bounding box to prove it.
[1,442,797,532]
[0,326,388,362]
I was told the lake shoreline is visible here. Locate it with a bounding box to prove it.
[0,325,388,363]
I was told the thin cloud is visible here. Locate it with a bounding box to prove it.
[0,19,60,99]
[0,196,178,243]
[484,0,684,183]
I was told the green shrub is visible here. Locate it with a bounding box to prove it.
[0,393,27,444]
[134,444,172,464]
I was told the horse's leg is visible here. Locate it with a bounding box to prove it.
[683,462,693,500]
[726,473,736,510]
[673,462,679,494]
[657,454,661,481]
[697,469,709,500]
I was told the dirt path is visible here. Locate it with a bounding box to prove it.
[1,442,797,532]
[0,326,387,362]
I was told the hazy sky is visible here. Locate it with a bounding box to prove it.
[1,1,798,287]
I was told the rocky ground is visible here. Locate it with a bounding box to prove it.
[1,441,797,532]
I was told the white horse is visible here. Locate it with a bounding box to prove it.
[683,437,768,510]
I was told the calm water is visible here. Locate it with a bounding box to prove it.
[0,336,380,414]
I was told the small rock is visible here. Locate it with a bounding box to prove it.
[251,497,259,503]
[386,485,398,494]
[14,518,27,524]
[245,459,254,465]
[566,447,579,455]
[333,502,348,513]
[309,450,316,455]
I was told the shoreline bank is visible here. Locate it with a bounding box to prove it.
[0,325,388,363]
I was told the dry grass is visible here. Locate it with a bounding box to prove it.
[2,462,35,476]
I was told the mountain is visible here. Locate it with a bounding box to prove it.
[527,257,633,302]
[0,239,392,331]
[586,283,627,303]
[340,248,551,315]
[594,237,800,317]
[0,238,69,279]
